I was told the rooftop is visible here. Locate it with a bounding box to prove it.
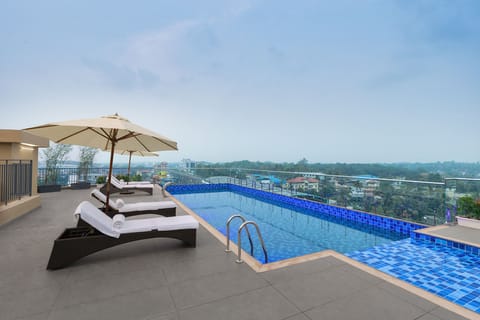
[287,177,320,184]
[0,186,475,320]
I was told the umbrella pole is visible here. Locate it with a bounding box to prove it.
[127,151,132,182]
[105,140,116,213]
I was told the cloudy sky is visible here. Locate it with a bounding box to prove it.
[1,0,479,164]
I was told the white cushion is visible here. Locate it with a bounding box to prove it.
[127,183,154,189]
[91,189,120,210]
[119,201,176,213]
[155,215,199,231]
[74,201,198,237]
[111,176,125,185]
[91,189,174,213]
[74,201,120,238]
[117,219,160,233]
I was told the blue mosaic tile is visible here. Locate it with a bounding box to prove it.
[347,239,480,314]
[412,231,480,258]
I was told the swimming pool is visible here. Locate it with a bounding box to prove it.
[168,184,480,315]
[168,184,423,263]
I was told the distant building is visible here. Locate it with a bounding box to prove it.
[286,177,319,191]
[160,161,168,172]
[181,158,196,172]
[350,187,364,198]
[363,180,379,197]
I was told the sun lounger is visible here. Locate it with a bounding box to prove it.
[46,201,198,270]
[100,176,154,195]
[111,175,151,185]
[90,189,176,218]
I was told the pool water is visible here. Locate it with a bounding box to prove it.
[173,191,408,263]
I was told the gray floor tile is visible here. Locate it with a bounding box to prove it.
[0,286,60,320]
[49,286,175,320]
[162,252,243,284]
[377,281,438,312]
[149,236,226,267]
[178,286,299,320]
[416,313,444,320]
[273,262,379,311]
[143,312,179,320]
[428,307,471,320]
[63,246,162,280]
[170,265,269,309]
[305,285,427,320]
[260,256,345,285]
[53,268,167,308]
[0,265,68,296]
[283,313,311,320]
[13,312,50,320]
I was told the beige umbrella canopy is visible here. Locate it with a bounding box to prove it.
[114,149,159,180]
[25,113,177,210]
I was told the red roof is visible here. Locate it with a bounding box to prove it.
[287,177,319,184]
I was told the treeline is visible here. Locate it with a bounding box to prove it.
[194,160,480,181]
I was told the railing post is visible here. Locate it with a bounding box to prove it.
[4,160,8,205]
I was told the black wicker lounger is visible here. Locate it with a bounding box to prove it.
[47,201,198,270]
[90,189,176,218]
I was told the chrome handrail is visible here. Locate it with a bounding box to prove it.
[236,221,268,264]
[225,214,253,254]
[162,182,173,198]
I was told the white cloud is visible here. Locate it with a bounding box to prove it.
[118,20,200,82]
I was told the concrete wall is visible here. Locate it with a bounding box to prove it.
[0,130,49,226]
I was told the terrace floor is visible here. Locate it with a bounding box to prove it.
[0,186,476,320]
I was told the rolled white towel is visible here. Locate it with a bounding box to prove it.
[112,214,126,229]
[115,199,125,208]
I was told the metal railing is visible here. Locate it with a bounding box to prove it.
[166,167,480,226]
[0,160,32,206]
[36,167,152,186]
[30,165,480,226]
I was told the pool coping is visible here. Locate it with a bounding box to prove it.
[167,191,479,320]
[414,225,480,254]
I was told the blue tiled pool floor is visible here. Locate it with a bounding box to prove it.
[347,239,480,313]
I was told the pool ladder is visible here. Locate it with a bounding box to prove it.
[225,214,268,264]
[161,182,173,198]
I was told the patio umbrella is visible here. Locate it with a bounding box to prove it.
[24,113,177,210]
[114,149,158,181]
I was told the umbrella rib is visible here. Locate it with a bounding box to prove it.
[133,135,151,151]
[117,131,137,141]
[116,131,177,151]
[57,127,92,143]
[152,136,178,150]
[117,131,152,151]
[99,128,114,140]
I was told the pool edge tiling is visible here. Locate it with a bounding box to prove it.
[167,183,426,235]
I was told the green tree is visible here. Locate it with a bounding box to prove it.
[42,143,73,184]
[78,147,98,182]
[457,196,480,219]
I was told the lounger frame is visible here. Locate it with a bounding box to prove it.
[99,183,153,195]
[47,225,196,270]
[76,206,177,228]
[90,191,176,218]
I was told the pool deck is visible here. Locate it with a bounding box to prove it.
[0,186,477,320]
